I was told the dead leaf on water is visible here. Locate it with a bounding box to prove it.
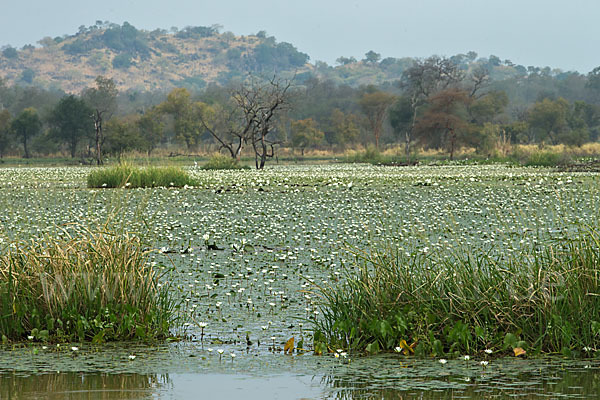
[284,337,294,354]
[513,347,526,357]
[399,339,414,355]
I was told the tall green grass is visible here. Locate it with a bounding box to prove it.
[201,154,249,170]
[87,163,196,188]
[0,225,178,343]
[313,226,600,357]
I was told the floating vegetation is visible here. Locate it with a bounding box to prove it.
[0,164,598,358]
[0,224,178,342]
[87,163,196,188]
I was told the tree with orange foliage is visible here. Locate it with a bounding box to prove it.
[415,88,473,160]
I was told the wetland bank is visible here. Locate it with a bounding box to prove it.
[1,163,600,398]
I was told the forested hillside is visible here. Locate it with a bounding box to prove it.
[1,22,600,164]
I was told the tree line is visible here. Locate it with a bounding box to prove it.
[1,55,600,167]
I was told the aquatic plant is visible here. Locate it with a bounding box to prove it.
[313,224,600,358]
[0,225,178,342]
[87,163,196,188]
[201,154,249,170]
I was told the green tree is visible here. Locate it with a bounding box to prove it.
[290,118,324,155]
[328,109,360,149]
[11,108,41,158]
[388,96,415,159]
[158,88,202,151]
[0,110,11,157]
[568,101,599,142]
[336,56,357,65]
[469,91,509,124]
[363,51,381,64]
[503,121,532,144]
[49,95,93,158]
[359,89,396,149]
[469,122,502,155]
[586,67,600,102]
[2,47,18,59]
[527,98,569,144]
[83,76,118,164]
[137,108,165,154]
[104,116,144,160]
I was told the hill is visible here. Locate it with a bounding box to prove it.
[0,21,590,103]
[0,22,311,93]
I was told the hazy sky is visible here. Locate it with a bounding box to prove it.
[1,0,599,73]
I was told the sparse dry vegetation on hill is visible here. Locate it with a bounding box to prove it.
[0,22,309,93]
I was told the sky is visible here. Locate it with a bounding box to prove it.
[1,0,599,73]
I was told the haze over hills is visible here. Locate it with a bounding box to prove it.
[0,21,583,94]
[0,22,311,93]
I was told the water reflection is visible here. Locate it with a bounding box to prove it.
[0,372,169,400]
[1,356,599,399]
[320,355,600,399]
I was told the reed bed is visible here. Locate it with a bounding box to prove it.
[0,226,177,342]
[201,154,249,170]
[314,225,600,358]
[87,163,196,188]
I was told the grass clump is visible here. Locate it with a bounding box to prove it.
[87,163,196,188]
[314,227,600,358]
[523,150,571,167]
[201,154,249,170]
[0,226,178,343]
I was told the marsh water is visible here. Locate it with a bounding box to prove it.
[1,165,600,398]
[1,345,599,399]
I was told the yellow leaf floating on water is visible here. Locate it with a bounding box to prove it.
[284,337,294,354]
[399,339,414,355]
[513,347,526,357]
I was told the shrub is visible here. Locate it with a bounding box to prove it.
[313,225,600,357]
[2,47,18,59]
[87,163,196,188]
[0,226,178,342]
[524,150,570,167]
[202,154,249,170]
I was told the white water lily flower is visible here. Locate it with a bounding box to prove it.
[128,355,136,360]
[439,359,447,365]
[463,355,470,361]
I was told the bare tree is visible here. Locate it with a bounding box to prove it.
[397,56,464,161]
[199,76,292,169]
[198,95,254,160]
[83,76,117,165]
[468,64,490,98]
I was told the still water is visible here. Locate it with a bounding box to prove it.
[1,344,599,399]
